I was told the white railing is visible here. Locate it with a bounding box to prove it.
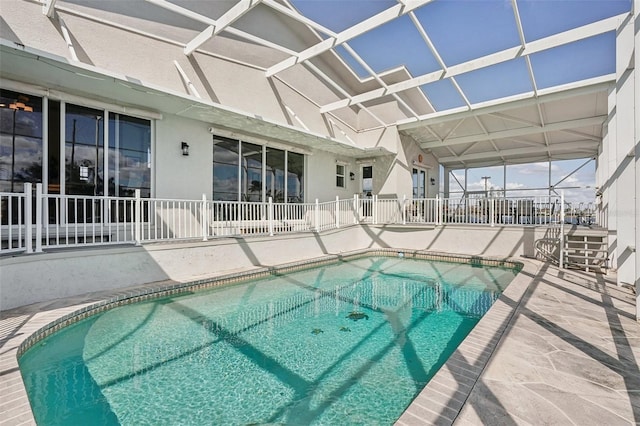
[44,193,138,248]
[0,189,27,254]
[403,196,564,226]
[1,184,592,255]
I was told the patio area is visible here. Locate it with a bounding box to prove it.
[1,252,638,425]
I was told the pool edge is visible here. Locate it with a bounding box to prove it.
[5,249,525,426]
[395,258,539,425]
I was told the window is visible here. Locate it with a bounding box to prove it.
[287,152,304,203]
[213,137,240,201]
[108,113,151,197]
[0,89,43,193]
[213,136,305,203]
[266,147,285,202]
[66,104,104,195]
[242,142,263,202]
[362,165,373,196]
[336,164,346,188]
[0,89,153,197]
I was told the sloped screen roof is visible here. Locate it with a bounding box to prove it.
[15,0,633,166]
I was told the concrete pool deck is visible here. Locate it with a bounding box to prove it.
[1,257,638,425]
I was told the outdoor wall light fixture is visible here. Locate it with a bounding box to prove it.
[181,142,190,156]
[430,177,436,185]
[350,172,355,180]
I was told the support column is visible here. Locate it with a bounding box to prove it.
[443,167,451,198]
[613,9,637,295]
[634,0,640,320]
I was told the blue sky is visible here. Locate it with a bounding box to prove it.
[290,0,630,204]
[292,0,630,109]
[447,159,596,204]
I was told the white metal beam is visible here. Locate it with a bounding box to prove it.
[58,17,78,62]
[421,115,606,148]
[437,140,599,163]
[263,0,336,37]
[145,0,216,25]
[265,0,435,77]
[173,60,201,98]
[146,0,293,57]
[302,62,386,127]
[321,14,624,113]
[215,0,262,35]
[342,43,420,121]
[398,76,613,130]
[184,26,214,56]
[43,0,57,17]
[409,11,473,112]
[183,0,262,55]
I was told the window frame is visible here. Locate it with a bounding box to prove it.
[336,164,346,188]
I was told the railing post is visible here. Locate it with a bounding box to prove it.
[353,194,359,223]
[335,195,340,229]
[201,194,208,242]
[560,191,565,269]
[315,198,320,232]
[402,195,407,225]
[490,197,495,227]
[437,195,442,226]
[373,195,377,225]
[35,183,43,252]
[268,197,274,236]
[24,183,33,254]
[134,189,142,246]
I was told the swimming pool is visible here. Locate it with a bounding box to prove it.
[19,255,518,425]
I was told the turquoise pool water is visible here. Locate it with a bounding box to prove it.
[20,256,518,425]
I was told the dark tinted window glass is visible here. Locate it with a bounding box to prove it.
[213,138,239,201]
[0,89,43,192]
[266,147,284,202]
[108,113,151,197]
[66,104,103,195]
[242,143,263,202]
[287,152,304,203]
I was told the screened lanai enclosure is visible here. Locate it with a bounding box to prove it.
[0,0,638,315]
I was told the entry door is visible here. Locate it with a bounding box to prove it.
[361,165,373,218]
[412,168,426,198]
[361,165,373,197]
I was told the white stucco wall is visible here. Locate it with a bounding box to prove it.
[155,114,214,199]
[0,224,547,311]
[305,150,359,202]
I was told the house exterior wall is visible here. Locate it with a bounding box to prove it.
[155,114,214,200]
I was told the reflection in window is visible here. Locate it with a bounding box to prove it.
[287,152,304,203]
[0,89,43,193]
[266,148,285,202]
[212,137,304,203]
[213,137,240,201]
[336,164,346,188]
[66,104,104,195]
[242,143,263,202]
[108,113,151,197]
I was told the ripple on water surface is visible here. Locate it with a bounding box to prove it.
[19,257,517,425]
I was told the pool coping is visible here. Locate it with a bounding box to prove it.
[395,254,537,425]
[3,249,525,425]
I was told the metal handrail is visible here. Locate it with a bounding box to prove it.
[1,185,594,255]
